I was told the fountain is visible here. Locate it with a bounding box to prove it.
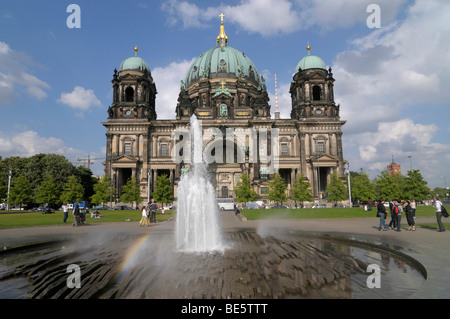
[175,115,224,252]
[0,119,429,300]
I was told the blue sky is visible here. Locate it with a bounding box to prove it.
[0,0,449,189]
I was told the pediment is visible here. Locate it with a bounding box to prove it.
[119,73,139,81]
[114,154,139,163]
[311,153,339,165]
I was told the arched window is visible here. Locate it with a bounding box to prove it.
[312,85,321,101]
[125,87,134,102]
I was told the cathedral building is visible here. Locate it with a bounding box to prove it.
[102,15,346,204]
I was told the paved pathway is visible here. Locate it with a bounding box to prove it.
[0,213,448,298]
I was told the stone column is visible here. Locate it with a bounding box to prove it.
[299,133,307,175]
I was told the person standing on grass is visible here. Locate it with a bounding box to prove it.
[411,199,416,218]
[395,200,403,232]
[149,200,158,223]
[72,204,80,227]
[404,200,415,231]
[377,199,388,231]
[388,199,397,229]
[433,196,445,232]
[62,203,69,223]
[139,206,150,227]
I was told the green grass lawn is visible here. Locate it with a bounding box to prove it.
[0,209,174,228]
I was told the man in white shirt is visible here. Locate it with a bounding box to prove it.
[62,203,69,223]
[433,196,445,232]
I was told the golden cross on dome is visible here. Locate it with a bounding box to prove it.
[220,80,226,90]
[217,13,228,46]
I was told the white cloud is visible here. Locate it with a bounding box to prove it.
[223,0,300,36]
[152,58,195,119]
[57,86,101,112]
[333,0,450,186]
[161,0,216,29]
[0,130,79,158]
[296,0,407,31]
[0,41,50,104]
[160,0,406,36]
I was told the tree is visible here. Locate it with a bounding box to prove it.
[120,177,142,207]
[351,170,375,203]
[291,174,313,207]
[35,176,61,206]
[74,166,97,202]
[325,172,347,205]
[234,173,258,206]
[91,175,113,205]
[268,173,287,205]
[9,175,32,208]
[432,187,446,200]
[152,174,174,206]
[374,170,400,200]
[403,169,430,200]
[60,175,85,204]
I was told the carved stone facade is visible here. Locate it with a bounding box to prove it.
[102,22,346,205]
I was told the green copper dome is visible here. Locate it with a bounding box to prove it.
[119,56,150,73]
[184,45,261,88]
[295,51,327,72]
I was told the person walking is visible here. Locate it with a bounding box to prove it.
[377,199,388,231]
[433,196,445,232]
[404,200,415,231]
[149,200,158,223]
[139,206,150,227]
[62,203,69,223]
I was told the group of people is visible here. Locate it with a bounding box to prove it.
[377,199,416,232]
[61,203,103,227]
[139,200,158,227]
[376,196,446,232]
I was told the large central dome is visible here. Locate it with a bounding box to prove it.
[184,16,261,88]
[185,46,261,87]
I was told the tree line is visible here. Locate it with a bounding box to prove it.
[0,154,96,208]
[0,154,174,209]
[0,154,437,209]
[234,169,435,207]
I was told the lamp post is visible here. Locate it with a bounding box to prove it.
[442,176,448,200]
[345,161,352,207]
[6,166,12,210]
[147,167,151,203]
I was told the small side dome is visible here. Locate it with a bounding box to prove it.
[119,56,150,72]
[119,46,150,72]
[295,45,326,72]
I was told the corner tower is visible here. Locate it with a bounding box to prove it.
[103,46,156,201]
[290,45,346,198]
[290,45,338,119]
[108,46,157,121]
